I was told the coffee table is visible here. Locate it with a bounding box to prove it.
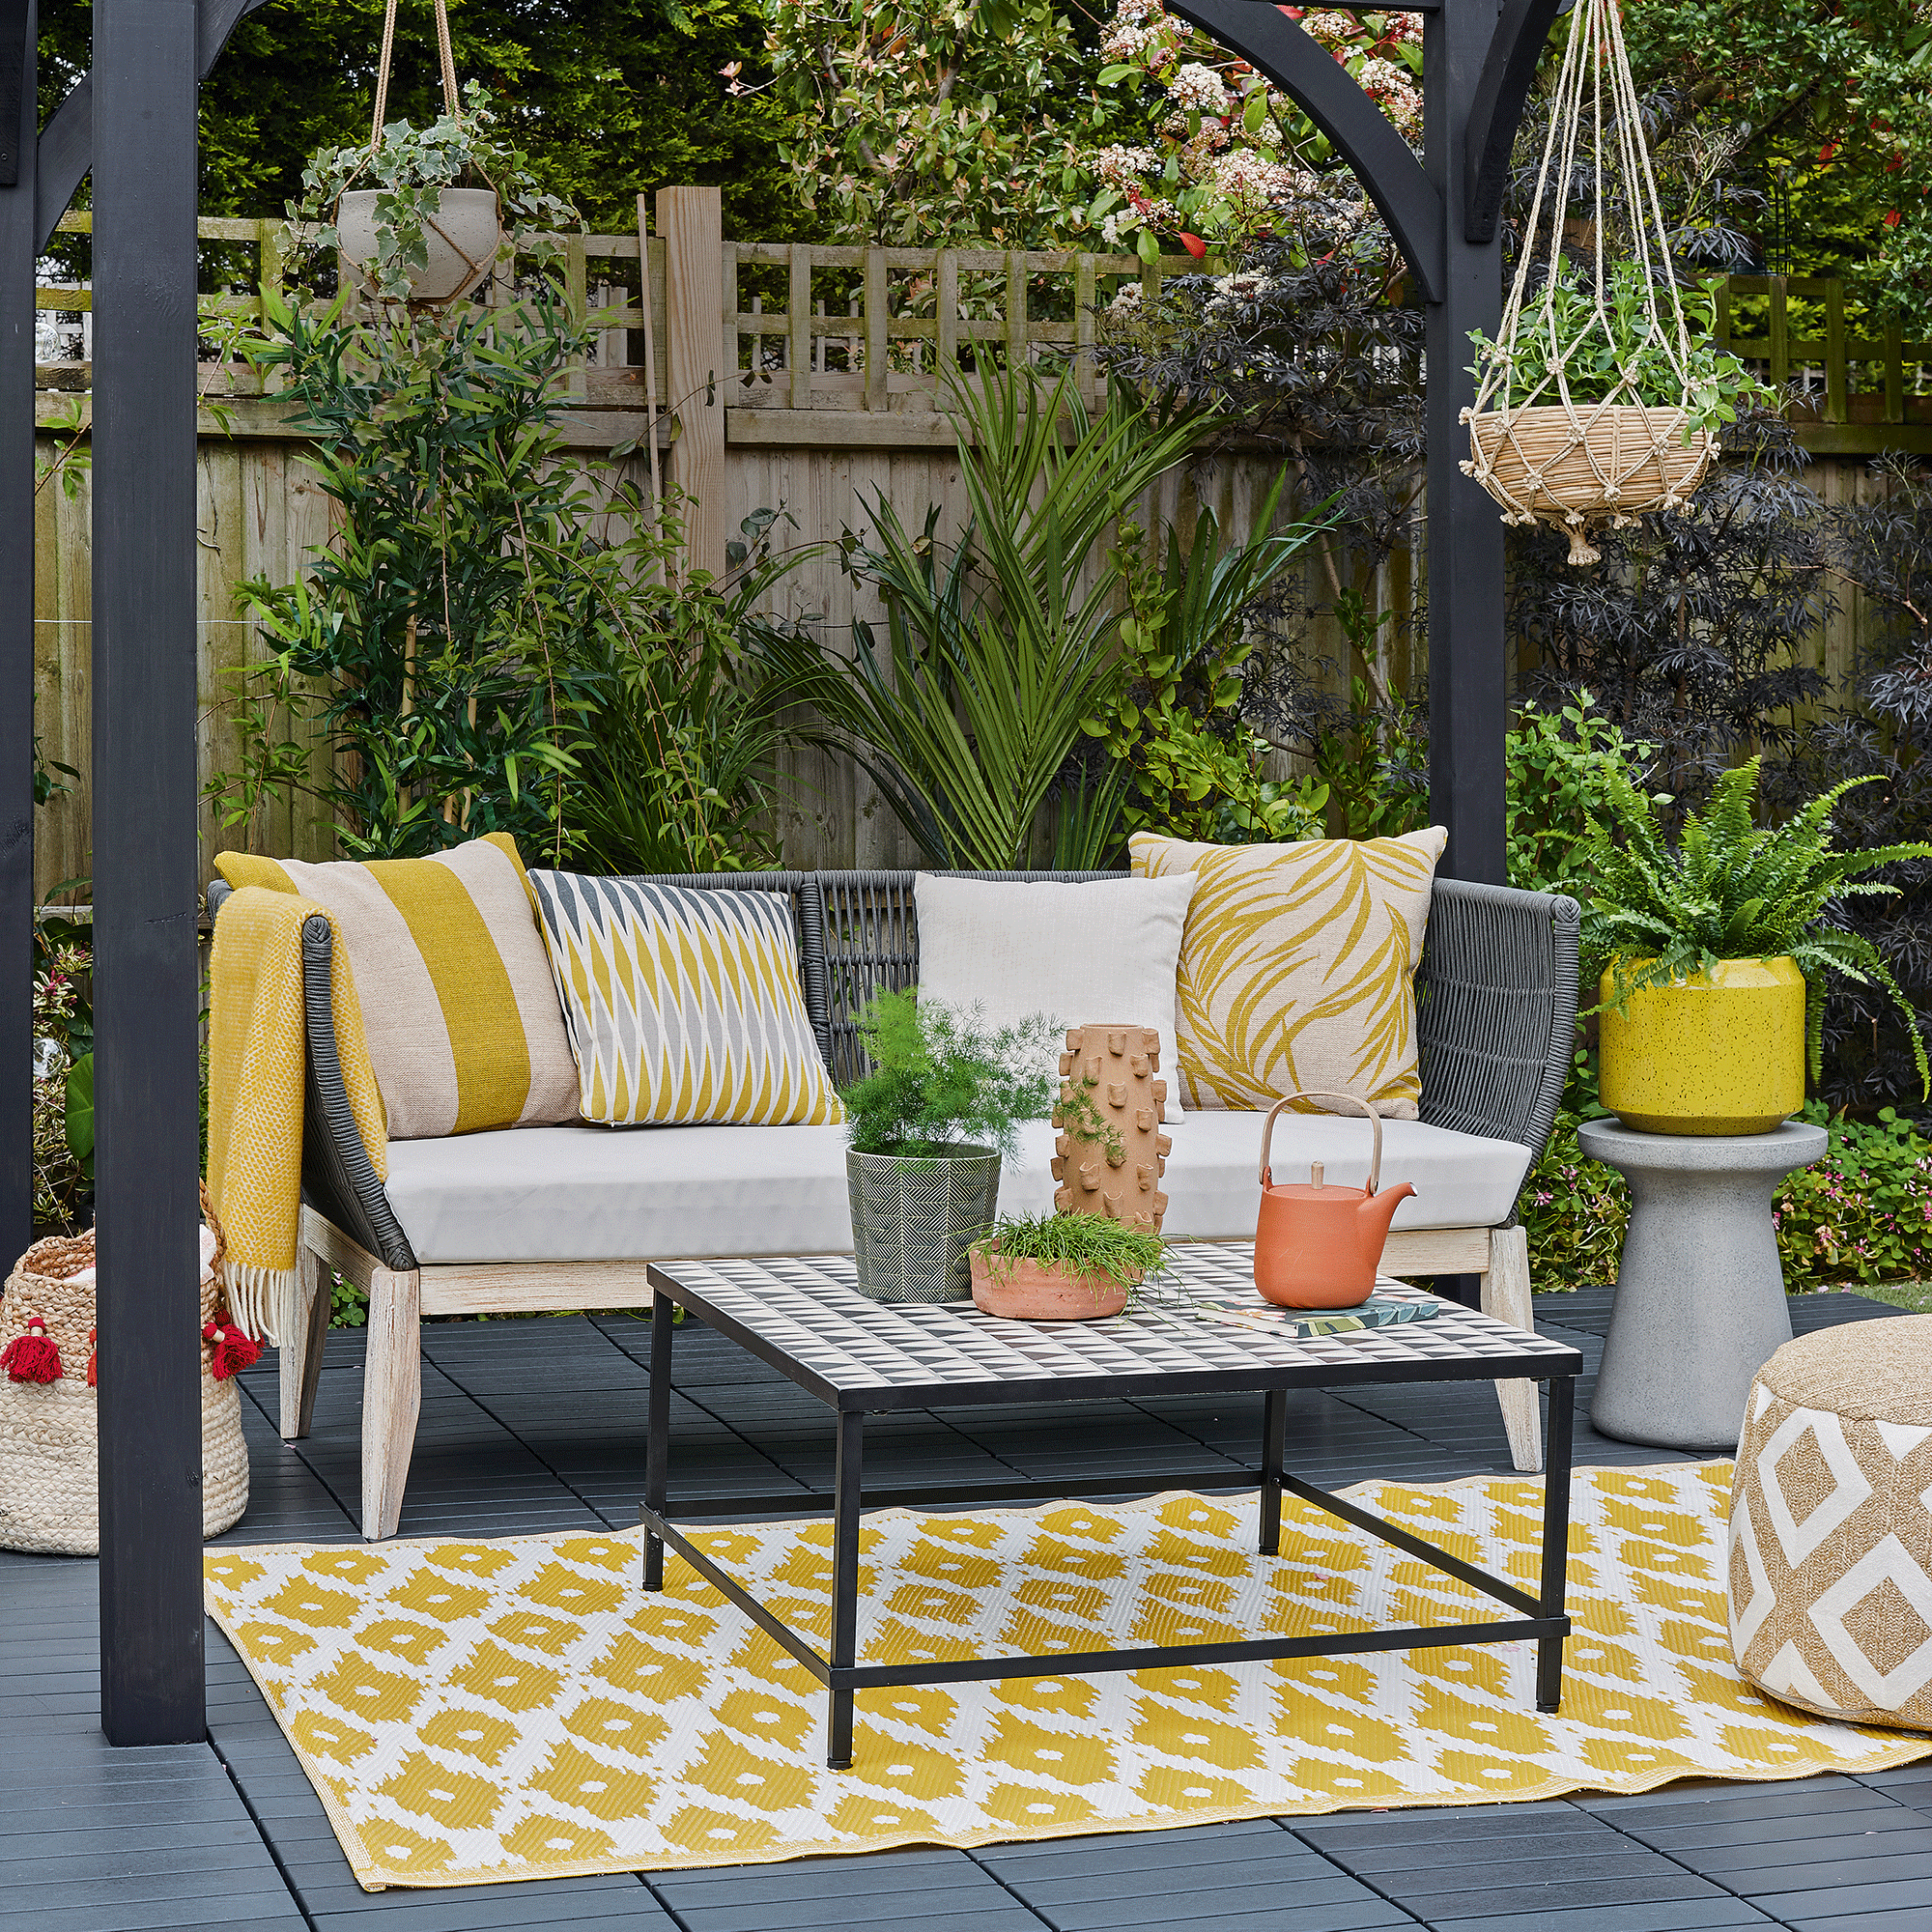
[640,1244,1582,1769]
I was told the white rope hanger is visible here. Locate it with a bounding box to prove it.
[1462,0,1714,565]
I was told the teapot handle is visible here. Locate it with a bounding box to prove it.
[1259,1091,1382,1194]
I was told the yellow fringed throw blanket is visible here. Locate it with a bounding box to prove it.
[206,887,387,1344]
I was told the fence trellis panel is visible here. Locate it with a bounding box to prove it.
[29,204,1913,899]
[1711,272,1932,452]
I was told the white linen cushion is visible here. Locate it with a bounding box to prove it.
[913,871,1199,1118]
[382,1112,1532,1263]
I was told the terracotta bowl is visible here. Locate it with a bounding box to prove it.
[969,1251,1137,1321]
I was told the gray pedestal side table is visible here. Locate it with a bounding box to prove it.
[1577,1117,1828,1452]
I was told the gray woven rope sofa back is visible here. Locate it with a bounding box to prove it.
[648,868,1579,1162]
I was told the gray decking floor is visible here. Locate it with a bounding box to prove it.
[5,1284,1929,1932]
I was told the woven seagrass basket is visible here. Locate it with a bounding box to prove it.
[1465,404,1714,564]
[0,1229,250,1555]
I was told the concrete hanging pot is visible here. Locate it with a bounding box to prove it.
[329,0,503,308]
[334,185,501,307]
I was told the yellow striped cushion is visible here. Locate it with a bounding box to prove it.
[525,872,843,1126]
[1130,828,1447,1120]
[213,835,580,1139]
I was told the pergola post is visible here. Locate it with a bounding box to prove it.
[93,0,206,1747]
[1423,0,1509,885]
[1170,0,1564,886]
[0,4,36,1272]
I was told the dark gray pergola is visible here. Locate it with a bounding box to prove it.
[1172,0,1564,886]
[0,0,1560,1747]
[1,0,268,1747]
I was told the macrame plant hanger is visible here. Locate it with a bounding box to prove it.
[1462,0,1714,565]
[369,0,464,149]
[342,0,499,307]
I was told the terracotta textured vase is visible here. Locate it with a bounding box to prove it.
[969,1250,1135,1321]
[1051,1024,1173,1233]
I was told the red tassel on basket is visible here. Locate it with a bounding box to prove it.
[1,1315,63,1383]
[86,1327,97,1387]
[203,1318,262,1380]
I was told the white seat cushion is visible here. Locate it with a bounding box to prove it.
[381,1112,1532,1264]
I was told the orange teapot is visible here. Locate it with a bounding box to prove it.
[1254,1092,1415,1309]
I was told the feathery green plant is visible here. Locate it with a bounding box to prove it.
[1580,755,1932,1092]
[839,990,1059,1157]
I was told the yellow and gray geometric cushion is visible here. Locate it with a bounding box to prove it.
[213,834,581,1140]
[525,872,843,1127]
[1130,827,1446,1119]
[1727,1316,1932,1728]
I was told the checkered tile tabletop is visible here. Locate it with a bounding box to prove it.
[646,1245,1582,1410]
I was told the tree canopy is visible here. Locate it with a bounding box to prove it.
[40,0,808,241]
[33,0,1932,322]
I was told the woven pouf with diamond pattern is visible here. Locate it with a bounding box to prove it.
[1726,1315,1932,1728]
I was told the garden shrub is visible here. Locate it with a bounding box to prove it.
[1775,1105,1932,1288]
[30,929,92,1235]
[213,276,817,873]
[215,281,606,862]
[1522,1100,1932,1293]
[1505,695,1663,898]
[1519,1112,1629,1291]
[1082,498,1328,847]
[1769,457,1932,1117]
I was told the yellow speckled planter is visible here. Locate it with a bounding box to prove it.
[1599,954,1805,1135]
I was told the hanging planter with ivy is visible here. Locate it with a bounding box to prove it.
[1461,0,1770,565]
[293,0,572,307]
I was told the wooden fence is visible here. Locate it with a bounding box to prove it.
[27,202,1918,899]
[1712,274,1932,453]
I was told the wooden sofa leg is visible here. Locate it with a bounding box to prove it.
[1481,1226,1545,1475]
[279,1237,332,1439]
[361,1265,422,1541]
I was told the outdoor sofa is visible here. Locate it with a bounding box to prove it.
[207,867,1581,1540]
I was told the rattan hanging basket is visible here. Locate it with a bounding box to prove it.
[1461,0,1724,567]
[0,1228,250,1555]
[1464,405,1715,566]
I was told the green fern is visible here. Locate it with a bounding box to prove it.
[1580,757,1932,1094]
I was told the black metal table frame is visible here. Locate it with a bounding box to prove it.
[639,1273,1578,1770]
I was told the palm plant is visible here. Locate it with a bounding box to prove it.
[769,363,1208,869]
[1581,755,1932,1090]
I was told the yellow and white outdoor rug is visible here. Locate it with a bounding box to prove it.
[206,1462,1932,1891]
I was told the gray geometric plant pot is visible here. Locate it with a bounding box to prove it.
[846,1145,1001,1304]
